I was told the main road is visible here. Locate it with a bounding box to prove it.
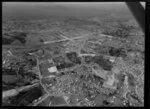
[2,33,113,51]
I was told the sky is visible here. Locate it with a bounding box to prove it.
[2,2,145,21]
[2,2,145,7]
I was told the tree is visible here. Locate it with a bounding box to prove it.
[103,23,133,38]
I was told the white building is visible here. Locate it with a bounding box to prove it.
[48,66,58,73]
